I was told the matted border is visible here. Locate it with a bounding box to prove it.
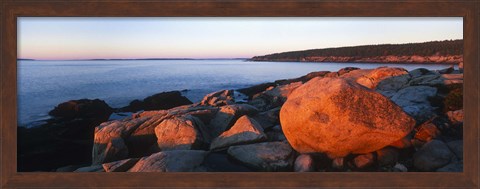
[1,0,479,188]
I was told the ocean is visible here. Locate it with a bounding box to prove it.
[17,59,456,127]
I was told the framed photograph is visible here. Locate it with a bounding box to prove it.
[1,0,478,188]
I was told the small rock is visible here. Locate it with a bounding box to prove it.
[294,154,315,172]
[446,109,464,125]
[393,163,408,172]
[102,158,140,172]
[413,140,454,171]
[414,121,441,142]
[353,153,375,169]
[331,157,345,170]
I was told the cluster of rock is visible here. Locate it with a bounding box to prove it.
[21,66,463,172]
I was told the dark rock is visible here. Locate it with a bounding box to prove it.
[49,99,113,120]
[376,147,399,166]
[443,86,463,112]
[438,66,454,74]
[202,152,254,172]
[447,140,463,160]
[390,86,438,122]
[252,107,280,130]
[56,165,84,172]
[227,141,294,171]
[74,164,105,172]
[18,99,114,171]
[128,150,207,172]
[249,82,302,111]
[143,91,192,111]
[413,140,454,171]
[436,161,463,172]
[119,100,144,112]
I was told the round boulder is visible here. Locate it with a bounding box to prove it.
[280,77,415,158]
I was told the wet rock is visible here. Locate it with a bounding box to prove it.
[128,150,207,172]
[102,158,140,172]
[280,77,415,158]
[210,115,266,150]
[227,141,294,171]
[413,140,454,171]
[294,154,315,172]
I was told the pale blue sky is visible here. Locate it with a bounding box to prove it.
[18,17,463,60]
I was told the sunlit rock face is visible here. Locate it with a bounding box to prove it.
[280,77,415,158]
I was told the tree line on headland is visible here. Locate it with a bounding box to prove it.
[250,39,463,64]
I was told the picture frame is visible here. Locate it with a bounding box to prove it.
[1,0,478,188]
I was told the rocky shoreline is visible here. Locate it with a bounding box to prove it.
[18,66,463,172]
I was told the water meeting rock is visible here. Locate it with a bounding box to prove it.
[280,77,415,158]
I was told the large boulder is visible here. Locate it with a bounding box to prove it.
[128,150,207,172]
[210,115,267,150]
[155,115,206,151]
[280,77,415,158]
[227,141,294,171]
[390,86,438,122]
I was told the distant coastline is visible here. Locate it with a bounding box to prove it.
[17,58,249,61]
[249,40,463,65]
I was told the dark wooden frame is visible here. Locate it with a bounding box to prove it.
[1,0,479,188]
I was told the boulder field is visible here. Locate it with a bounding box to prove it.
[21,66,463,172]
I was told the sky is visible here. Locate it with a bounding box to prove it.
[17,17,463,60]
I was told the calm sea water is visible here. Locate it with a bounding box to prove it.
[18,59,455,127]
